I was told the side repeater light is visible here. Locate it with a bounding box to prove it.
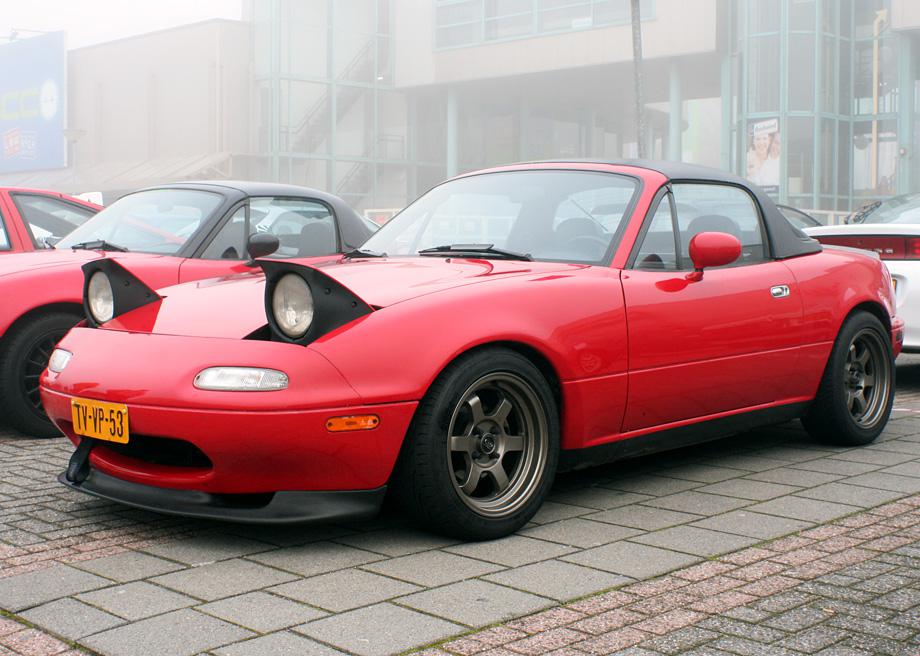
[326,415,380,432]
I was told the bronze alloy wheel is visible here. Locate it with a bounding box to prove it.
[844,327,891,430]
[447,372,549,518]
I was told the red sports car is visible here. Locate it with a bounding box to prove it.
[0,187,100,252]
[42,162,902,540]
[1,181,372,437]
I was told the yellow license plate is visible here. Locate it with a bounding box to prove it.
[892,278,898,293]
[71,398,130,444]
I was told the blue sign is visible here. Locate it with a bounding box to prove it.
[0,32,66,173]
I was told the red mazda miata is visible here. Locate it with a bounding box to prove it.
[42,161,902,540]
[0,181,372,437]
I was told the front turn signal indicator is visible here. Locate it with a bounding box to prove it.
[326,415,380,432]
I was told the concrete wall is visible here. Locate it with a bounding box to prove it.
[392,0,718,88]
[67,19,251,169]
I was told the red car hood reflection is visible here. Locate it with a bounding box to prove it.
[108,257,584,338]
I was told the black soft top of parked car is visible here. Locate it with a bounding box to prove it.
[132,180,373,255]
[512,159,823,261]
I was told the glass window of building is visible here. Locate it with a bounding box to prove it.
[747,35,780,113]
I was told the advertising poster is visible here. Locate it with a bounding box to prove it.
[746,117,780,195]
[0,32,66,174]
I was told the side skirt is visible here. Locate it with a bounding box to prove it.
[558,401,809,472]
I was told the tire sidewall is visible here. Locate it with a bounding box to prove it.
[414,349,559,540]
[0,313,77,437]
[825,313,894,444]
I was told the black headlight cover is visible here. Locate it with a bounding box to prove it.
[81,259,161,328]
[260,260,373,346]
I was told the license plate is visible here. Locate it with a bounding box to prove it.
[71,398,130,444]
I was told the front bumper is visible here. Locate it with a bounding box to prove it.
[41,327,418,498]
[43,387,416,494]
[59,469,386,524]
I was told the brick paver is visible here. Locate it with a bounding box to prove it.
[1,357,920,655]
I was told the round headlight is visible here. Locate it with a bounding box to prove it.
[272,273,314,339]
[87,271,114,323]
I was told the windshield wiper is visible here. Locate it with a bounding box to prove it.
[343,248,387,258]
[66,239,129,252]
[418,243,532,261]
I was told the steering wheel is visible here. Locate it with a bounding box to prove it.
[563,234,610,259]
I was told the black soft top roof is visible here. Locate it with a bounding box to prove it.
[513,159,823,260]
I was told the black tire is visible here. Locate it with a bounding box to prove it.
[802,311,894,446]
[392,348,559,540]
[0,312,80,438]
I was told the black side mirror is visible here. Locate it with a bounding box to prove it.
[245,233,280,266]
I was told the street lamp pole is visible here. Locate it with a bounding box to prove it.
[631,0,647,159]
[870,9,888,192]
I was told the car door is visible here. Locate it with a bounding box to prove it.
[620,183,805,433]
[177,196,341,283]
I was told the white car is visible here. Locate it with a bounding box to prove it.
[805,195,920,352]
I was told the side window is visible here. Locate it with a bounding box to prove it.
[11,194,96,248]
[0,210,9,250]
[671,183,767,266]
[633,195,679,270]
[250,198,338,258]
[201,207,247,260]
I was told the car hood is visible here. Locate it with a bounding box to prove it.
[107,256,584,338]
[0,249,179,282]
[0,249,103,278]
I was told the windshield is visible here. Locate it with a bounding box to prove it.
[57,189,222,254]
[361,170,638,264]
[854,194,920,225]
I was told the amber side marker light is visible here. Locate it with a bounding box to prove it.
[326,415,380,432]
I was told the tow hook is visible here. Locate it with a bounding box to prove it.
[66,439,96,484]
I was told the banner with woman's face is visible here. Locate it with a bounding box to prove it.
[746,118,780,194]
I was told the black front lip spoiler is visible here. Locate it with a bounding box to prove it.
[58,470,386,525]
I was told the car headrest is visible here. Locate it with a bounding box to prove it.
[686,214,741,240]
[297,221,335,257]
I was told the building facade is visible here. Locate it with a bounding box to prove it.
[253,0,919,216]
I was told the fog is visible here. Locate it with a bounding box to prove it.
[0,0,917,219]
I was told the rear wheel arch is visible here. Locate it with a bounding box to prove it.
[845,301,891,335]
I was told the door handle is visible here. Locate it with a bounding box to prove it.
[771,285,790,298]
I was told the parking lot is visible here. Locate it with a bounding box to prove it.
[2,361,920,656]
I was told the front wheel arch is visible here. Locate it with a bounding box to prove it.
[0,304,83,437]
[389,344,561,539]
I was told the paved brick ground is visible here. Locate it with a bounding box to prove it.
[1,357,920,655]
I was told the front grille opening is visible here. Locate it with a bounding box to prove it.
[100,434,213,469]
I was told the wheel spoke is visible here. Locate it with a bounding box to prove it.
[459,463,483,495]
[491,397,513,425]
[856,347,870,367]
[450,435,478,455]
[863,373,875,388]
[504,435,525,452]
[852,391,868,416]
[466,394,486,425]
[485,462,510,492]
